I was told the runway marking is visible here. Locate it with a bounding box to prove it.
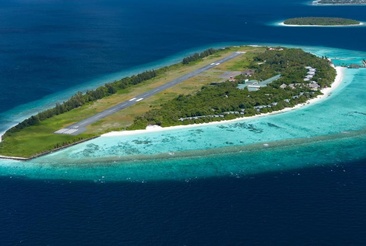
[55,128,78,134]
[55,52,244,135]
[55,129,68,134]
[64,129,78,134]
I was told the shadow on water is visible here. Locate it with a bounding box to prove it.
[1,126,366,182]
[1,157,366,245]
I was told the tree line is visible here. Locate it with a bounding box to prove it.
[3,69,157,138]
[2,48,227,139]
[182,48,219,64]
[316,0,365,4]
[284,17,360,26]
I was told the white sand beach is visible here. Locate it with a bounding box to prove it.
[102,66,345,137]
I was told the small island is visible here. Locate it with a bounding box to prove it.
[313,0,366,5]
[0,46,337,159]
[283,17,361,26]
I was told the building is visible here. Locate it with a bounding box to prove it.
[309,81,320,90]
[248,84,261,92]
[237,74,281,92]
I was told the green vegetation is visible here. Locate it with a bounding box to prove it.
[284,17,360,26]
[129,48,335,129]
[0,46,336,158]
[182,48,219,64]
[314,0,366,5]
[0,46,242,158]
[3,70,158,140]
[0,127,95,158]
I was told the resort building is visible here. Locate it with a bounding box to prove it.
[309,81,320,90]
[304,66,318,85]
[237,74,282,92]
[248,83,261,92]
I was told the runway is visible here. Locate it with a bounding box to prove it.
[55,52,244,135]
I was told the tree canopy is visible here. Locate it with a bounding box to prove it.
[129,48,336,129]
[284,17,360,25]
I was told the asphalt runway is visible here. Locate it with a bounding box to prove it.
[55,52,244,135]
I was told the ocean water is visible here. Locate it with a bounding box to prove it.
[1,46,365,182]
[1,0,366,244]
[1,0,366,132]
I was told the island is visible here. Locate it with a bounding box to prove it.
[0,46,337,159]
[313,0,366,5]
[283,17,361,26]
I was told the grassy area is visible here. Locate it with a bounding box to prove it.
[225,50,261,71]
[0,45,266,158]
[0,125,94,158]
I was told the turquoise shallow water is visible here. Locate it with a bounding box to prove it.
[2,2,366,244]
[1,45,366,181]
[1,131,365,182]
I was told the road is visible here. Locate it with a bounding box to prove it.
[55,52,244,135]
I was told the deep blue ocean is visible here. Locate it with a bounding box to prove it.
[1,0,366,244]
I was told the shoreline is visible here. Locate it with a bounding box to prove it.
[0,136,99,161]
[102,66,345,138]
[278,21,365,27]
[0,45,346,160]
[0,155,28,161]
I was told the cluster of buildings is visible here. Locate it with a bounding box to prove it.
[304,66,316,81]
[252,91,317,113]
[346,60,366,69]
[279,66,321,91]
[253,102,278,112]
[304,66,321,90]
[200,64,323,117]
[267,47,284,51]
[178,109,246,122]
